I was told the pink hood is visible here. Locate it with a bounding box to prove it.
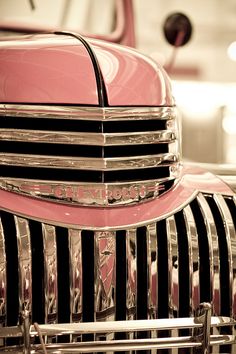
[0,32,174,106]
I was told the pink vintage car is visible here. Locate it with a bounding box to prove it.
[0,1,235,353]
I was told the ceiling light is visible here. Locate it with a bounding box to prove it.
[227,41,236,61]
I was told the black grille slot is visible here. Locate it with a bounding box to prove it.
[30,220,45,324]
[103,119,166,133]
[2,116,102,132]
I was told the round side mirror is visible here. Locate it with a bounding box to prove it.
[163,12,193,47]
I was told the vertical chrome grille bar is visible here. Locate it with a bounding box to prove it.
[0,217,6,325]
[197,193,220,315]
[68,229,82,323]
[126,229,137,320]
[215,195,236,317]
[183,205,200,312]
[147,223,157,319]
[42,224,57,324]
[166,216,179,317]
[94,231,116,322]
[14,217,32,314]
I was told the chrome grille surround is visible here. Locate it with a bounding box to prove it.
[0,192,235,352]
[0,104,180,206]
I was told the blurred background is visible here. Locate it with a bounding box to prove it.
[0,0,236,170]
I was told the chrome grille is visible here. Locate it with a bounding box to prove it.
[0,192,235,352]
[0,104,180,206]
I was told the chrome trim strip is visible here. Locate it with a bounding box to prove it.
[0,105,175,121]
[166,216,179,316]
[0,217,6,323]
[183,205,200,312]
[126,229,136,320]
[94,231,116,322]
[147,223,157,318]
[0,152,179,170]
[68,229,82,322]
[42,224,57,324]
[215,195,236,317]
[0,304,235,352]
[0,129,176,146]
[0,176,177,207]
[197,193,220,315]
[14,217,32,313]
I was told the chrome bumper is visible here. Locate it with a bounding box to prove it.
[0,303,235,353]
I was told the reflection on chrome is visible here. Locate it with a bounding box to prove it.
[42,224,57,324]
[15,216,32,313]
[0,218,6,320]
[69,229,82,322]
[0,303,235,352]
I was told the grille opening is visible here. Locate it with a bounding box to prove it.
[56,227,70,343]
[81,230,94,343]
[175,211,190,318]
[103,119,167,133]
[2,117,102,133]
[190,199,211,304]
[56,227,70,324]
[104,167,170,183]
[136,227,148,320]
[115,230,127,342]
[156,220,169,319]
[104,143,168,158]
[0,166,103,182]
[205,195,230,317]
[156,220,170,354]
[0,141,103,157]
[30,220,45,324]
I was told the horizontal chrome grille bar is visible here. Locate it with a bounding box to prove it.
[0,304,235,352]
[0,129,176,146]
[0,152,179,170]
[0,105,175,121]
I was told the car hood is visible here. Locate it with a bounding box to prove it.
[0,32,174,106]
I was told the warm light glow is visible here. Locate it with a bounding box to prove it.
[227,41,236,61]
[222,113,236,135]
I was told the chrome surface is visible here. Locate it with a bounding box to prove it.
[0,177,176,207]
[42,224,57,324]
[215,194,236,317]
[197,193,220,315]
[166,215,179,316]
[183,204,200,312]
[0,192,235,352]
[0,105,174,121]
[0,304,235,352]
[0,217,6,321]
[95,231,116,321]
[69,229,82,322]
[0,152,178,170]
[15,217,32,313]
[0,104,179,206]
[0,129,176,146]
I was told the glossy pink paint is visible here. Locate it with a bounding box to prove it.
[90,38,174,106]
[0,34,98,104]
[0,33,173,106]
[0,165,233,229]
